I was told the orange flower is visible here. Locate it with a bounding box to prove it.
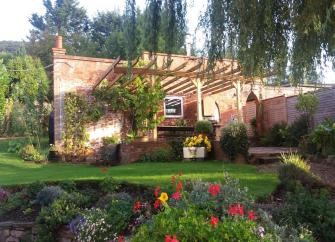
[100,167,108,173]
[171,175,176,185]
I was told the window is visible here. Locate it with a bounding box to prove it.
[164,96,183,118]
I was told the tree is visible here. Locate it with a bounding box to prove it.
[296,93,319,129]
[6,56,50,145]
[0,60,9,126]
[28,0,90,64]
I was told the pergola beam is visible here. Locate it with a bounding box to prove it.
[122,57,157,86]
[92,56,121,90]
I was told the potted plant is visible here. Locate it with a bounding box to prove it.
[183,134,211,159]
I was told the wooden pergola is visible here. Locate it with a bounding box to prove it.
[93,52,256,140]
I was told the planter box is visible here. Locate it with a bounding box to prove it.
[183,147,206,159]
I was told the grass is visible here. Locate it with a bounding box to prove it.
[0,138,278,198]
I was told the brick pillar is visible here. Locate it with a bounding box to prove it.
[52,36,66,146]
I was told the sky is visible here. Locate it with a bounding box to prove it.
[0,0,334,83]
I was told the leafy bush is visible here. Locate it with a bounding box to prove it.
[7,139,26,153]
[278,154,324,192]
[76,208,114,242]
[284,115,309,147]
[102,134,120,145]
[133,206,271,242]
[106,199,133,234]
[169,138,183,160]
[36,186,65,206]
[0,191,29,216]
[194,120,213,135]
[220,122,249,161]
[58,180,77,192]
[138,148,173,162]
[311,119,335,156]
[275,187,335,242]
[25,181,46,198]
[19,144,44,162]
[295,93,319,129]
[260,122,287,146]
[100,177,120,193]
[35,192,87,242]
[96,192,132,209]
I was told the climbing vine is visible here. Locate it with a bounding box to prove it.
[94,76,165,137]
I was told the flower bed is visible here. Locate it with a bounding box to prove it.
[0,172,319,241]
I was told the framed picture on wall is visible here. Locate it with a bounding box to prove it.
[164,96,183,118]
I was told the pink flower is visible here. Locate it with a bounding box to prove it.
[208,184,220,196]
[171,191,181,201]
[211,216,219,228]
[248,210,256,221]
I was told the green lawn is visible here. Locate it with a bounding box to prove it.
[0,138,278,198]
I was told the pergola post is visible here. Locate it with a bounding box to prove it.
[195,78,203,121]
[234,80,243,122]
[150,75,158,141]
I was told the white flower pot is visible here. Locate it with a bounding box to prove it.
[183,147,206,159]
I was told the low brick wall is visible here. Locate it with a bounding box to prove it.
[0,222,75,242]
[119,140,171,163]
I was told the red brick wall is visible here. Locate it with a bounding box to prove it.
[119,141,171,163]
[52,51,129,147]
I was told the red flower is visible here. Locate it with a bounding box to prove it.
[100,167,108,173]
[132,201,141,212]
[176,181,183,192]
[171,175,177,185]
[211,216,219,228]
[165,234,179,242]
[228,203,244,216]
[248,210,256,221]
[118,235,125,242]
[171,191,181,201]
[154,199,161,209]
[154,186,160,197]
[208,184,220,196]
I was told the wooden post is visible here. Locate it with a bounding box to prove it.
[195,78,203,121]
[151,76,158,141]
[234,80,243,122]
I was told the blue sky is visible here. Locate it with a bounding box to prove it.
[0,0,333,83]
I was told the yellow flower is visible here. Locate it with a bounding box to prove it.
[158,192,169,203]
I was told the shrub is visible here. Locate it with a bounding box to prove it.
[295,93,319,129]
[285,115,309,147]
[100,144,120,165]
[96,192,132,209]
[278,154,324,191]
[274,187,335,242]
[25,181,46,198]
[132,206,271,242]
[260,122,287,146]
[194,120,213,135]
[220,122,249,161]
[7,139,25,153]
[100,177,120,193]
[35,192,87,242]
[169,138,183,160]
[138,148,173,162]
[311,119,335,156]
[58,180,77,192]
[36,186,65,206]
[106,199,133,234]
[75,208,114,242]
[102,134,120,145]
[19,144,44,162]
